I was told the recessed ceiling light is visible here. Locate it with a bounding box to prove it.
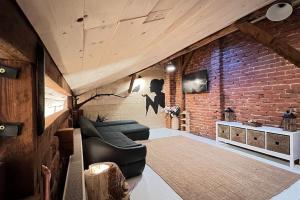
[266,2,293,21]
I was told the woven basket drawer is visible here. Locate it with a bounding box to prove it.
[266,133,290,155]
[231,127,246,143]
[247,130,265,148]
[218,125,230,139]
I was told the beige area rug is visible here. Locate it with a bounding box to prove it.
[141,136,300,200]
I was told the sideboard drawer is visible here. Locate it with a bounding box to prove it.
[231,127,246,143]
[247,130,265,148]
[266,133,290,155]
[218,125,230,139]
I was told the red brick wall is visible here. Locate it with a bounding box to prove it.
[165,7,300,139]
[164,69,172,128]
[165,59,187,128]
[184,41,223,138]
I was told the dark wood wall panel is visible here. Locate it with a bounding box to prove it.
[45,51,72,95]
[36,110,70,198]
[0,59,36,198]
[0,0,38,62]
[0,1,73,198]
[0,162,5,199]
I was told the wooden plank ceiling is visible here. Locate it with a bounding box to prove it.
[17,0,274,94]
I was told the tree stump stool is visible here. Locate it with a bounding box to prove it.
[84,162,130,200]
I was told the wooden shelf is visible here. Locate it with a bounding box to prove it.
[180,111,190,132]
[216,121,300,168]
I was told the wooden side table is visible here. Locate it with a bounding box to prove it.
[180,111,190,132]
[84,162,130,200]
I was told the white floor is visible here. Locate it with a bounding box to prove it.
[127,128,300,200]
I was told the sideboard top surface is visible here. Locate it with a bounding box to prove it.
[216,121,300,136]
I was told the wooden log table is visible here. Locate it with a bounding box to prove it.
[84,162,130,200]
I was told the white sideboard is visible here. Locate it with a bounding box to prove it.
[216,121,300,167]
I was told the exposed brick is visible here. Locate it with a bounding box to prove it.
[165,7,300,139]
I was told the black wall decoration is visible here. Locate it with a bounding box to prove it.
[142,79,165,115]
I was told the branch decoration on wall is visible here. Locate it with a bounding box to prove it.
[74,93,126,109]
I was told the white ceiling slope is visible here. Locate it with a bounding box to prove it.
[17,0,274,94]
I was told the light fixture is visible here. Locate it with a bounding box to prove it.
[166,62,176,73]
[266,2,293,22]
[132,75,145,92]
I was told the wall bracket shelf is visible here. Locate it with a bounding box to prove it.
[0,123,22,137]
[0,65,20,79]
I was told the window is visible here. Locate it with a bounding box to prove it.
[45,86,67,117]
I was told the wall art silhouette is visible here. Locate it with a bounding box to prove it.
[142,79,165,115]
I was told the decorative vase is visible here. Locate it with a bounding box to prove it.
[224,107,234,122]
[171,116,179,130]
[282,110,297,132]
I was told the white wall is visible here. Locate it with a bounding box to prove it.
[81,65,166,128]
[45,86,66,117]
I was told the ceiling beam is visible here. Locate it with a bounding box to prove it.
[181,51,194,74]
[0,0,39,63]
[127,1,285,78]
[129,12,266,75]
[145,1,280,69]
[44,49,73,96]
[168,24,238,64]
[45,75,72,96]
[237,22,300,67]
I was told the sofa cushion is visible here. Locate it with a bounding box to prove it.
[93,120,138,127]
[79,117,103,139]
[96,124,149,140]
[120,131,149,141]
[96,123,149,134]
[82,137,147,170]
[100,131,141,148]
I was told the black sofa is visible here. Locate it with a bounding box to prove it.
[91,119,150,141]
[95,123,149,141]
[92,120,138,127]
[80,117,148,178]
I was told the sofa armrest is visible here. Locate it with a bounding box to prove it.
[82,137,146,168]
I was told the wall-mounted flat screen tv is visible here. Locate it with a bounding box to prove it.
[183,69,208,93]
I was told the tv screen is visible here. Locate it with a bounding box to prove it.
[183,70,208,93]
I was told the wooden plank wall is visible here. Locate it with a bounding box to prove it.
[0,0,73,199]
[0,59,36,198]
[36,110,70,198]
[45,52,72,95]
[0,162,5,199]
[0,0,38,62]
